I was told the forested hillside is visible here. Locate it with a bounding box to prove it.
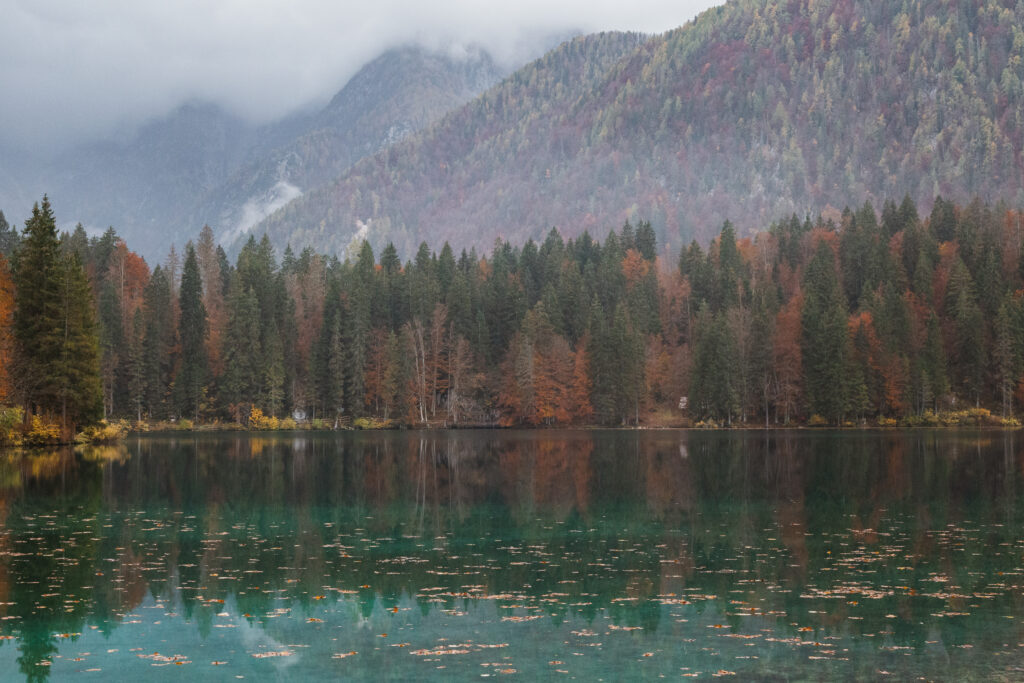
[1,193,1022,432]
[257,0,1024,257]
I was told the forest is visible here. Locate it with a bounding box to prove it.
[0,193,1023,438]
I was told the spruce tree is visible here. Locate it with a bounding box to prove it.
[801,241,849,423]
[12,198,64,414]
[142,266,175,419]
[0,210,18,257]
[175,244,208,421]
[221,281,262,413]
[55,252,103,431]
[128,308,146,422]
[12,197,102,435]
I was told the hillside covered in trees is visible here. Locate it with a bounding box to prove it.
[1,193,1023,432]
[255,0,1024,258]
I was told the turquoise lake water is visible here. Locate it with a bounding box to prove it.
[0,430,1023,680]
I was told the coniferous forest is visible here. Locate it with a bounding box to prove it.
[0,193,1023,437]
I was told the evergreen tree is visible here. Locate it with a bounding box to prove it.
[690,305,739,423]
[97,280,122,418]
[588,299,616,424]
[55,252,103,431]
[635,220,657,260]
[11,197,102,435]
[221,282,262,414]
[175,244,208,421]
[327,316,346,426]
[262,318,285,416]
[11,198,64,413]
[0,210,19,257]
[801,241,848,423]
[929,196,957,243]
[128,308,146,422]
[921,312,949,412]
[714,221,741,311]
[994,294,1022,416]
[142,266,174,418]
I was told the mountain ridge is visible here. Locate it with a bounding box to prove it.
[253,0,1024,258]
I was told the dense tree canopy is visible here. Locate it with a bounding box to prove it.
[1,199,1023,429]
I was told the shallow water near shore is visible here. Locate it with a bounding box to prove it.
[1,430,1023,680]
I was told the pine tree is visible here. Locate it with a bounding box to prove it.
[142,266,174,418]
[97,281,122,418]
[0,210,19,257]
[175,244,208,421]
[327,316,346,426]
[127,308,145,422]
[12,197,102,435]
[801,241,849,423]
[588,299,616,424]
[55,252,103,432]
[690,305,738,423]
[0,254,13,403]
[220,281,262,414]
[12,198,64,414]
[635,220,657,260]
[995,294,1021,416]
[262,318,285,416]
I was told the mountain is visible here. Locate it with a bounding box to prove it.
[44,103,256,250]
[190,45,506,248]
[0,45,508,259]
[254,0,1024,258]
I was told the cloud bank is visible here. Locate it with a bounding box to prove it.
[0,0,717,152]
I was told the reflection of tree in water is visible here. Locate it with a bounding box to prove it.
[0,448,106,681]
[1,432,1024,679]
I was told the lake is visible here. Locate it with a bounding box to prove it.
[0,430,1023,680]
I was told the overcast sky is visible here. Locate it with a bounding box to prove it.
[0,0,718,153]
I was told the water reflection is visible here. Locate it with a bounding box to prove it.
[0,430,1022,680]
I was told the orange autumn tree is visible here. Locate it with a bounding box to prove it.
[772,292,803,424]
[498,303,574,425]
[569,336,594,424]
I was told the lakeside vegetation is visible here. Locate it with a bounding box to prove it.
[0,193,1023,440]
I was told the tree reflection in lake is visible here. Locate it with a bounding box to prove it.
[0,430,1022,680]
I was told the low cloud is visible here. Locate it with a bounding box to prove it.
[0,0,715,153]
[223,180,303,248]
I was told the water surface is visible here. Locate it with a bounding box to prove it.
[1,430,1023,680]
